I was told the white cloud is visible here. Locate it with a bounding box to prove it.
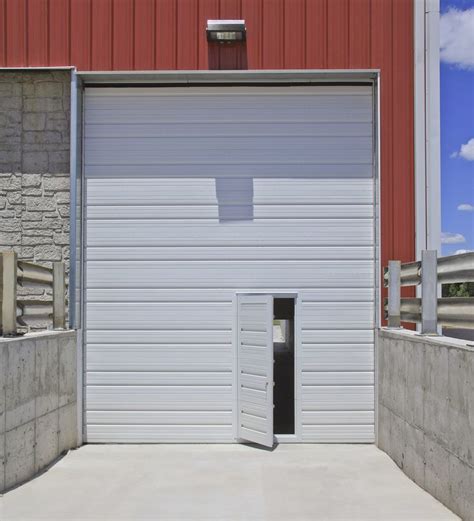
[454,249,473,254]
[458,203,474,211]
[450,151,458,158]
[459,138,474,161]
[440,8,474,69]
[441,232,466,244]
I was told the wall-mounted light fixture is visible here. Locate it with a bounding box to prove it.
[207,20,246,43]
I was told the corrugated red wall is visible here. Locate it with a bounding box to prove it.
[0,0,415,311]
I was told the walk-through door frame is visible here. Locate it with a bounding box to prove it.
[234,292,301,444]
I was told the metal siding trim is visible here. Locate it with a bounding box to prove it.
[77,69,379,84]
[425,0,441,253]
[414,0,427,258]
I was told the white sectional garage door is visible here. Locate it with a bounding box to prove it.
[84,86,375,443]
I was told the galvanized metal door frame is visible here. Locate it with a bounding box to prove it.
[78,71,380,443]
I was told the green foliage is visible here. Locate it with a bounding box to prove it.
[442,282,474,297]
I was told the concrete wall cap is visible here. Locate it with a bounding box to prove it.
[378,327,474,353]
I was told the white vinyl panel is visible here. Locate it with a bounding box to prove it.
[87,410,232,425]
[86,86,372,96]
[302,386,375,411]
[85,121,373,138]
[87,247,374,262]
[302,411,374,425]
[86,261,374,288]
[85,302,233,330]
[301,371,374,385]
[86,220,374,247]
[301,425,375,443]
[301,330,374,344]
[87,371,232,386]
[86,425,234,443]
[87,345,232,371]
[86,204,374,220]
[301,344,374,371]
[86,287,374,302]
[300,289,375,302]
[86,331,233,344]
[85,136,372,166]
[86,178,374,204]
[87,385,232,411]
[301,302,375,329]
[86,288,234,302]
[85,93,372,124]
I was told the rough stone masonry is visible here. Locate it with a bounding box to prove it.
[0,70,71,330]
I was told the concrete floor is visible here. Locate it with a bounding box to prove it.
[0,444,458,521]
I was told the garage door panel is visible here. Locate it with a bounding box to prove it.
[87,385,232,411]
[302,386,375,411]
[86,178,374,205]
[302,411,374,425]
[301,371,374,385]
[87,288,375,302]
[301,330,374,344]
[87,410,232,425]
[87,331,233,344]
[85,90,372,124]
[87,371,232,386]
[85,121,373,139]
[87,220,374,247]
[84,85,375,443]
[85,136,372,166]
[86,261,374,289]
[87,247,374,262]
[301,425,375,443]
[302,344,374,371]
[86,163,373,177]
[86,425,233,443]
[87,344,232,371]
[301,302,374,329]
[85,302,233,330]
[86,204,374,220]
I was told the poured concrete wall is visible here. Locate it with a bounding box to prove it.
[377,328,474,520]
[0,330,77,492]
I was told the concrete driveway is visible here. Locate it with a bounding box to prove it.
[0,444,457,521]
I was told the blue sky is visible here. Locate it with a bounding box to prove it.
[440,0,474,255]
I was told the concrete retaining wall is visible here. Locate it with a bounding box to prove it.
[0,330,77,492]
[377,328,474,520]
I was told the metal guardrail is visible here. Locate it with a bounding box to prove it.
[0,251,66,337]
[384,251,474,334]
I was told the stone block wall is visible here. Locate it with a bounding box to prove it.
[0,70,71,330]
[0,330,78,493]
[377,328,474,520]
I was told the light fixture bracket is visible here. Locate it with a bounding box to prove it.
[207,20,246,43]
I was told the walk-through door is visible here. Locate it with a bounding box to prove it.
[237,294,274,447]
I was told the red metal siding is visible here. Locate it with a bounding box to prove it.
[0,0,416,316]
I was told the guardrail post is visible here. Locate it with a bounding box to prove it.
[387,260,401,328]
[2,251,18,336]
[53,262,66,330]
[421,250,438,335]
